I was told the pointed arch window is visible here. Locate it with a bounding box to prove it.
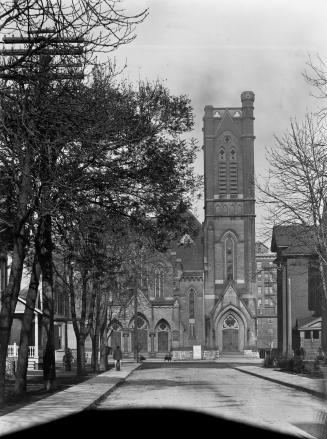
[154,266,164,298]
[229,146,238,194]
[225,234,235,280]
[218,147,227,195]
[189,289,195,319]
[219,148,226,161]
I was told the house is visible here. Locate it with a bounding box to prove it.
[271,225,322,358]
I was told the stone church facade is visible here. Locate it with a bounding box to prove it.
[109,91,258,359]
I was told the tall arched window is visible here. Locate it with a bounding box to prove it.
[189,289,196,338]
[189,289,195,319]
[225,233,235,280]
[218,147,227,195]
[154,266,164,298]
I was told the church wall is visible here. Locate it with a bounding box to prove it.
[178,278,204,346]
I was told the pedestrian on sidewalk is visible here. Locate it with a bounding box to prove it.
[113,345,122,371]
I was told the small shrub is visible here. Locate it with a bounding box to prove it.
[263,355,277,368]
[293,357,305,373]
[277,357,290,370]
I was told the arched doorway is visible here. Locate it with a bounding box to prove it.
[222,313,239,352]
[130,315,149,354]
[155,320,170,352]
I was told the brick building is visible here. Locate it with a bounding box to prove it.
[255,242,277,355]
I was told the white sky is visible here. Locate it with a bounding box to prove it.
[113,0,327,239]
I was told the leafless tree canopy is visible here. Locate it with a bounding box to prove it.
[258,114,327,229]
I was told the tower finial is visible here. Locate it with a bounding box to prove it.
[241,91,255,102]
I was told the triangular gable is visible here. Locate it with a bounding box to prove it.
[210,283,255,321]
[126,288,151,310]
[215,110,241,138]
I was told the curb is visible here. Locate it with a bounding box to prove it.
[234,367,325,399]
[88,363,142,409]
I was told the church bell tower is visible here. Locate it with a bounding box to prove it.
[202,91,257,352]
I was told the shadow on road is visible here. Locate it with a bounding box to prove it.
[138,361,255,370]
[3,408,300,439]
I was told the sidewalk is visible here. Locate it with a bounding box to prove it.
[234,365,327,398]
[0,362,140,437]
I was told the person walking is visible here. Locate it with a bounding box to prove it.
[113,345,122,371]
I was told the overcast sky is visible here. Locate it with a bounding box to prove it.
[113,0,327,238]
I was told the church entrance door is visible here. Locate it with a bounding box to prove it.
[156,320,170,353]
[221,313,239,352]
[222,329,238,352]
[158,331,168,352]
[131,329,148,353]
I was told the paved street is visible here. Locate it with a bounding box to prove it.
[96,362,327,438]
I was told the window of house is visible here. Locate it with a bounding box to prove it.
[257,286,262,295]
[304,331,311,339]
[313,330,320,339]
[257,262,262,271]
[257,299,262,308]
[264,298,269,306]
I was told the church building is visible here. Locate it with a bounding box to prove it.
[107,91,258,359]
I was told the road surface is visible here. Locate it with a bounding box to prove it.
[96,362,326,438]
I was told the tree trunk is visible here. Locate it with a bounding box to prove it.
[0,146,32,402]
[38,214,57,391]
[99,305,108,371]
[76,337,86,375]
[68,262,87,376]
[92,290,101,372]
[14,253,41,396]
[99,332,108,372]
[0,234,26,403]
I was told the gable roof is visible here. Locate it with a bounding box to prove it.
[297,316,321,330]
[174,211,203,271]
[271,225,316,255]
